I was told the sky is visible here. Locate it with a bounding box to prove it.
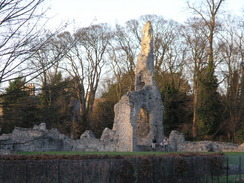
[45,0,244,30]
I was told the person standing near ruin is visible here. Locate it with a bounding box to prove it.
[163,136,169,152]
[152,136,156,150]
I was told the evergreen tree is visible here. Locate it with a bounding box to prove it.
[157,72,192,138]
[38,72,72,133]
[188,0,225,139]
[196,67,224,138]
[1,77,38,133]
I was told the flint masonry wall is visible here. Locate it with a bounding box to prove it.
[168,130,243,152]
[0,124,117,152]
[112,21,164,151]
[0,126,242,153]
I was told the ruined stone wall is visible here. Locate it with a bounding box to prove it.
[113,21,164,151]
[112,95,133,151]
[0,125,242,153]
[0,124,117,152]
[168,130,242,152]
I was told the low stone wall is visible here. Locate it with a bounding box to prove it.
[168,130,242,152]
[0,124,118,152]
[0,126,243,153]
[178,141,239,152]
[0,154,225,183]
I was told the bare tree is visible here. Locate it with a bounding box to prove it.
[106,21,140,99]
[0,0,47,87]
[187,0,226,138]
[182,17,209,138]
[240,19,244,136]
[218,15,244,141]
[29,32,68,105]
[187,0,225,74]
[57,24,112,132]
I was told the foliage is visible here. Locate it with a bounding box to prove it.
[38,72,73,132]
[236,129,244,144]
[196,68,224,138]
[89,98,115,137]
[93,71,135,137]
[1,78,38,134]
[157,72,192,137]
[101,71,135,102]
[220,70,242,142]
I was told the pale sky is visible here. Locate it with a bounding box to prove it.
[45,0,244,29]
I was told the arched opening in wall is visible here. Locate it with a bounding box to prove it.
[136,107,149,145]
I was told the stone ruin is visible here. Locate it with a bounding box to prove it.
[112,21,163,151]
[0,21,163,153]
[0,22,243,154]
[0,124,242,154]
[168,130,243,152]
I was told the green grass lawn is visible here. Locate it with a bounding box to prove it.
[218,175,244,183]
[17,151,243,156]
[224,152,244,166]
[17,151,169,156]
[221,152,244,183]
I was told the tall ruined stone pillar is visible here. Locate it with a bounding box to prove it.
[113,21,164,151]
[135,21,154,90]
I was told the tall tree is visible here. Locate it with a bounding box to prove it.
[218,15,244,142]
[182,17,208,138]
[107,20,141,100]
[236,18,244,143]
[30,32,68,106]
[56,24,112,137]
[188,0,225,138]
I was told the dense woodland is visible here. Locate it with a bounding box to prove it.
[0,0,243,143]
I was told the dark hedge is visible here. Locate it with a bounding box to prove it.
[0,153,225,183]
